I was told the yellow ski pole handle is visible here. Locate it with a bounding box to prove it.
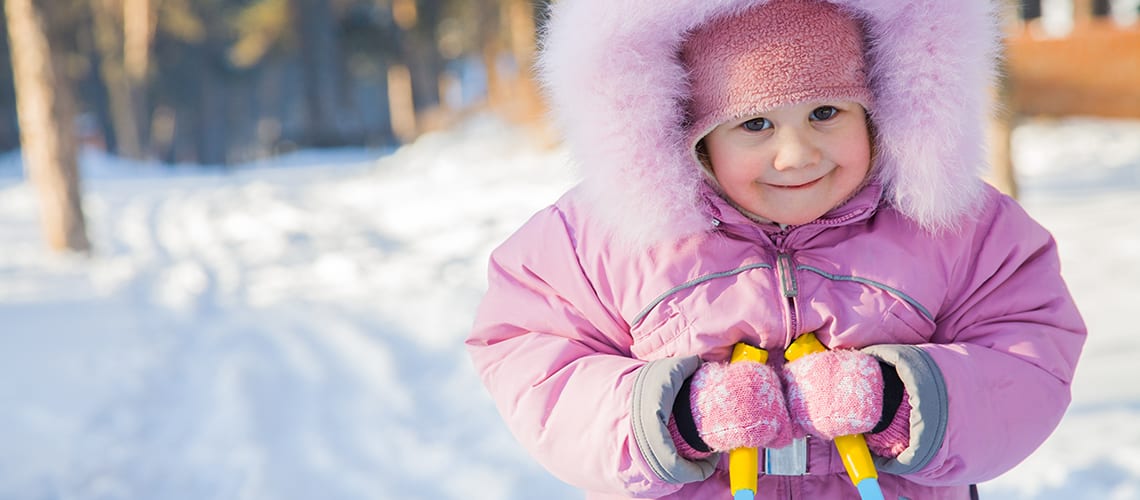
[728,343,767,500]
[785,333,885,500]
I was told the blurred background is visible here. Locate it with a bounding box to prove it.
[0,0,1138,499]
[1,0,1139,251]
[2,0,547,161]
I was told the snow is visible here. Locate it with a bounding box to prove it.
[0,114,1138,499]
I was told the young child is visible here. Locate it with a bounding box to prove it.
[467,0,1086,498]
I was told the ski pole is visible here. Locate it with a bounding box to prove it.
[784,333,885,500]
[728,343,767,500]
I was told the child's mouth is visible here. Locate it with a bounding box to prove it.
[772,178,822,190]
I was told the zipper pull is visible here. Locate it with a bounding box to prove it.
[777,253,798,298]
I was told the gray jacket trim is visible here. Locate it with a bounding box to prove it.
[631,263,774,327]
[798,265,935,321]
[631,356,719,484]
[862,344,949,475]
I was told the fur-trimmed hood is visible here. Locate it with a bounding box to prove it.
[537,0,1001,249]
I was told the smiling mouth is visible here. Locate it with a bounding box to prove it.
[771,178,822,189]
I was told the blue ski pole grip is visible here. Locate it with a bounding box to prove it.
[856,477,885,500]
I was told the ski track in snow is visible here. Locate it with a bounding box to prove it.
[0,118,580,500]
[0,115,1138,499]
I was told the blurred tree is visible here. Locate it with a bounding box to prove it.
[4,0,90,251]
[436,0,545,127]
[383,0,445,141]
[1,0,554,163]
[339,1,400,146]
[229,0,382,149]
[153,0,228,163]
[991,0,1019,199]
[90,0,149,159]
[499,0,542,123]
[0,4,19,151]
[229,0,290,68]
[150,0,277,163]
[289,0,348,146]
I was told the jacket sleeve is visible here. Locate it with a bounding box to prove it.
[866,191,1086,485]
[466,205,717,497]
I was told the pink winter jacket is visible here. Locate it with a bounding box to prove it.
[467,0,1086,498]
[468,180,1084,499]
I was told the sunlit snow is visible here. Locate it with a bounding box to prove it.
[0,115,1137,499]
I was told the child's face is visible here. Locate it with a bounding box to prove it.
[702,100,872,226]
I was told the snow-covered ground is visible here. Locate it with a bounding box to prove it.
[0,115,1137,499]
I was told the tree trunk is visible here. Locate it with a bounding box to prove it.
[91,0,145,158]
[289,0,343,146]
[4,0,91,252]
[122,0,153,82]
[504,0,543,122]
[195,59,228,165]
[387,63,416,142]
[394,0,442,112]
[989,0,1019,199]
[0,14,20,152]
[476,0,504,109]
[988,85,1018,199]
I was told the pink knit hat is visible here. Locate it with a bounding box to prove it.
[683,0,873,148]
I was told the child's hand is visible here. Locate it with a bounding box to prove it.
[682,360,798,453]
[783,349,882,440]
[782,349,911,458]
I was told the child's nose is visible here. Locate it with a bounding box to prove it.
[773,131,820,171]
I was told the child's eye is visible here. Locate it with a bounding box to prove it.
[742,118,772,131]
[810,106,839,121]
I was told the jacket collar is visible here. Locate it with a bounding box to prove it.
[701,181,884,247]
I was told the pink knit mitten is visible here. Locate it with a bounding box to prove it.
[783,350,884,441]
[865,392,911,458]
[674,360,797,455]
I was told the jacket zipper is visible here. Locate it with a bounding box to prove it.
[769,207,867,345]
[773,223,799,348]
[753,201,873,349]
[777,251,798,348]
